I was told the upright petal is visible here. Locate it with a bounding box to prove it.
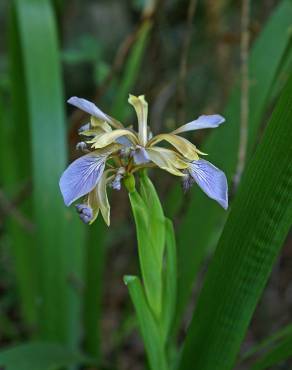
[173,114,225,134]
[128,94,148,146]
[59,153,106,206]
[67,96,123,128]
[189,159,228,209]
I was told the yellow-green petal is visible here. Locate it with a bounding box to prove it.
[89,129,138,149]
[146,147,188,176]
[128,94,148,146]
[96,170,111,226]
[148,133,199,161]
[88,187,100,224]
[91,116,112,132]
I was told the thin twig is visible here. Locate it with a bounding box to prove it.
[176,0,197,124]
[234,0,250,190]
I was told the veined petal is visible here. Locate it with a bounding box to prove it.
[67,96,123,129]
[59,153,106,206]
[188,159,228,209]
[148,133,199,161]
[90,129,138,149]
[173,114,225,134]
[146,147,188,177]
[128,94,148,146]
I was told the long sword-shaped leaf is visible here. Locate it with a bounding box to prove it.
[178,74,292,370]
[250,334,292,370]
[11,0,85,346]
[124,275,168,370]
[0,342,90,370]
[83,219,106,361]
[175,0,292,323]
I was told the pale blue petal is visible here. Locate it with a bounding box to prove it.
[174,114,225,134]
[78,122,90,133]
[116,136,132,147]
[59,153,106,206]
[189,159,228,209]
[68,96,111,123]
[133,147,150,164]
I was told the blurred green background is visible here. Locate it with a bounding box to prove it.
[0,0,292,369]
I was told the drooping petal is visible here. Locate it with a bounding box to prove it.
[128,94,148,146]
[146,147,188,176]
[67,96,123,129]
[89,129,138,149]
[172,114,225,134]
[133,146,150,164]
[188,159,228,209]
[87,188,100,224]
[59,153,106,206]
[96,170,111,226]
[148,133,199,161]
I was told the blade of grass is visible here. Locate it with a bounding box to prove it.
[3,8,37,326]
[241,323,292,362]
[174,0,292,324]
[0,342,90,370]
[83,219,106,361]
[250,334,292,370]
[161,218,177,341]
[178,74,292,370]
[11,0,85,346]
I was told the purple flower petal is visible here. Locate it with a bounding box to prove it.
[173,114,225,134]
[59,153,106,206]
[132,146,150,164]
[189,159,228,209]
[68,97,111,123]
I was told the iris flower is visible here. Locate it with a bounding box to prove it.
[59,95,228,225]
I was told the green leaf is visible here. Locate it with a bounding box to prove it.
[2,6,37,326]
[0,342,89,370]
[161,218,177,340]
[250,334,292,370]
[83,218,106,361]
[178,74,292,370]
[241,323,292,361]
[11,0,85,345]
[174,0,292,324]
[128,189,162,317]
[139,171,165,279]
[124,275,168,370]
